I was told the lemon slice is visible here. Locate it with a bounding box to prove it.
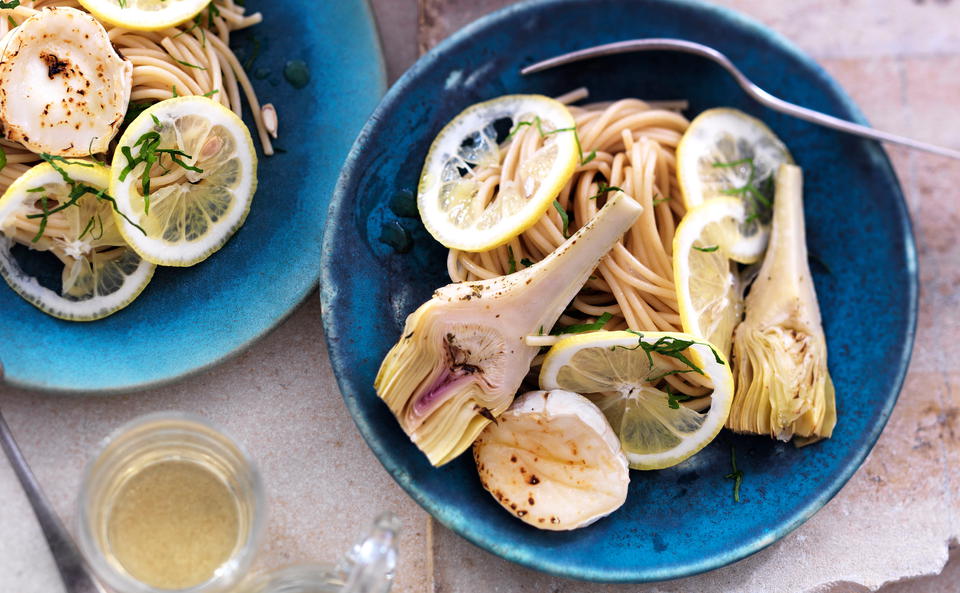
[0,161,155,321]
[676,108,792,216]
[539,331,734,470]
[674,197,765,360]
[417,94,578,251]
[110,97,257,267]
[78,0,211,31]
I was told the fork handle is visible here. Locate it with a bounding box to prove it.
[0,406,103,593]
[743,80,960,160]
[522,38,960,160]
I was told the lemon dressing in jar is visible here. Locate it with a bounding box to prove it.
[78,413,265,593]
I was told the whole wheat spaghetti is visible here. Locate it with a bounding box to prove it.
[448,92,713,399]
[0,0,271,194]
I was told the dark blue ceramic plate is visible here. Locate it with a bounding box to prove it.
[321,0,917,582]
[0,0,385,393]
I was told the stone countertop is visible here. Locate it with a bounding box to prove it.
[1,1,958,592]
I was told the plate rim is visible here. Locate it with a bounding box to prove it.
[1,0,387,396]
[321,0,919,582]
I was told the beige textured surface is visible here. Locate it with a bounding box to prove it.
[2,2,959,593]
[0,299,432,593]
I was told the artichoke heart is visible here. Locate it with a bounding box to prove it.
[728,164,836,442]
[375,193,643,466]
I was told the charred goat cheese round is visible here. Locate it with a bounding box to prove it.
[0,7,133,156]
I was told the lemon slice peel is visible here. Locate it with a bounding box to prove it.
[673,197,767,361]
[676,107,792,219]
[110,96,257,267]
[417,94,579,252]
[539,330,734,470]
[78,0,213,31]
[0,161,155,321]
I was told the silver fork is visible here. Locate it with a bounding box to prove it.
[0,365,104,593]
[521,38,960,160]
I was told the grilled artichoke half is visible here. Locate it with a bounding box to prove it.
[727,164,836,442]
[375,192,643,466]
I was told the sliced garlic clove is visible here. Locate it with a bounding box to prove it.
[261,103,278,139]
[0,7,132,156]
[473,390,629,530]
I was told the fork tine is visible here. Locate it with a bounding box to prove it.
[521,39,714,75]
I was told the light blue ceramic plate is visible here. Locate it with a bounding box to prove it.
[0,0,385,393]
[322,0,917,583]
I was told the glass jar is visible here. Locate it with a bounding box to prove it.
[77,412,266,593]
[237,513,400,593]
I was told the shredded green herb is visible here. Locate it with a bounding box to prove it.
[652,193,670,206]
[118,125,203,215]
[30,196,50,242]
[505,116,546,140]
[172,4,216,48]
[174,16,203,45]
[171,0,219,47]
[171,85,179,98]
[712,157,773,209]
[520,257,534,268]
[507,246,517,274]
[725,445,744,502]
[6,15,16,27]
[77,215,96,241]
[553,200,570,238]
[0,1,20,8]
[610,329,644,351]
[507,117,595,165]
[640,335,704,374]
[0,146,6,170]
[712,158,752,169]
[202,89,219,98]
[665,384,693,410]
[693,245,719,253]
[551,125,595,165]
[25,154,145,242]
[175,58,206,71]
[588,182,623,201]
[77,214,104,241]
[206,2,220,27]
[613,332,724,380]
[553,312,613,335]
